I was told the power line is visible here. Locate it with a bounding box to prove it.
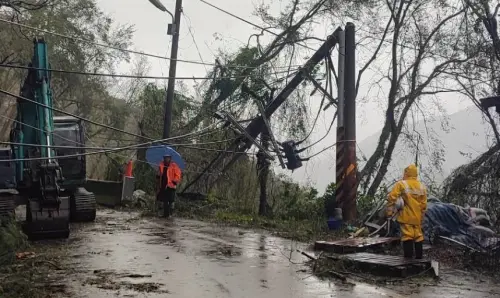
[0,63,302,80]
[198,0,319,51]
[0,18,216,68]
[0,18,305,70]
[296,62,330,146]
[122,157,224,176]
[0,109,263,157]
[198,0,279,37]
[0,125,228,162]
[182,11,208,73]
[0,134,258,163]
[0,139,237,151]
[0,114,250,166]
[301,111,337,151]
[303,139,355,160]
[0,88,220,141]
[0,112,226,151]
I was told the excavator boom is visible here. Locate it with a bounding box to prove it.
[11,38,70,239]
[0,38,97,239]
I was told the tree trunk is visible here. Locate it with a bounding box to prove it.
[258,159,271,216]
[366,97,416,196]
[257,120,271,216]
[359,120,391,193]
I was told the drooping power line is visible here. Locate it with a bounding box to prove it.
[0,18,306,70]
[0,87,221,142]
[0,63,301,80]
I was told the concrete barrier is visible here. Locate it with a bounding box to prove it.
[86,179,122,207]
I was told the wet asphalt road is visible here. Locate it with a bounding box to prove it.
[57,209,401,298]
[48,209,500,298]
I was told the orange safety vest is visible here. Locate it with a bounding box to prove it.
[158,162,182,189]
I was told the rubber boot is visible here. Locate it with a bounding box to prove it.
[163,199,170,218]
[415,241,423,259]
[168,202,174,218]
[403,240,414,258]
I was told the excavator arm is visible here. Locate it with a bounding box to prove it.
[10,38,70,239]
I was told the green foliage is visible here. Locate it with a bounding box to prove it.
[0,215,28,266]
[138,83,199,138]
[134,162,157,195]
[0,0,136,177]
[272,183,324,221]
[227,47,260,73]
[321,182,337,217]
[357,194,378,219]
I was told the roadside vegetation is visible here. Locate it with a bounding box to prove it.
[0,215,27,267]
[0,215,69,298]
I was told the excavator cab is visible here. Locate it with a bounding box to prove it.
[53,116,86,184]
[53,116,96,223]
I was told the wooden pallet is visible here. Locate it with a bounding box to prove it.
[314,237,399,253]
[337,252,432,277]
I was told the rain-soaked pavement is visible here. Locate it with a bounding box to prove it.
[39,209,500,298]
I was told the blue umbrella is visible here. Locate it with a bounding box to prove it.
[146,145,185,171]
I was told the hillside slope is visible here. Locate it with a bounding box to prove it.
[357,106,491,188]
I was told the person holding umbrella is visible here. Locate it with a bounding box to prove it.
[157,154,182,217]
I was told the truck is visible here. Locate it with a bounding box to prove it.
[0,38,96,239]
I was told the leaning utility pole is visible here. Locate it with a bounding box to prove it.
[163,0,182,139]
[181,27,342,194]
[342,22,357,221]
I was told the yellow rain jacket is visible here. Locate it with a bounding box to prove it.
[387,164,428,242]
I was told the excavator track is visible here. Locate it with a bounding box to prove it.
[70,187,96,222]
[0,192,16,217]
[23,197,70,240]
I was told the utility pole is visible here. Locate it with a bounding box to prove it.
[335,28,346,219]
[163,0,182,139]
[343,22,357,221]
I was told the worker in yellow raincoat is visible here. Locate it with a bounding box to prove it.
[386,164,428,259]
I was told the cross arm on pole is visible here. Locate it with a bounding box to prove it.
[220,111,275,160]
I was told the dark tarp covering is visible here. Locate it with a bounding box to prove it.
[387,197,499,251]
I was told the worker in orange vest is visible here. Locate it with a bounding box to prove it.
[157,154,182,217]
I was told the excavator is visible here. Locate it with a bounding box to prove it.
[0,38,96,239]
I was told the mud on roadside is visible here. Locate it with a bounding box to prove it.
[0,210,160,298]
[83,269,169,294]
[0,239,71,298]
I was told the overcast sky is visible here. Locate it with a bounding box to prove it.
[95,0,475,192]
